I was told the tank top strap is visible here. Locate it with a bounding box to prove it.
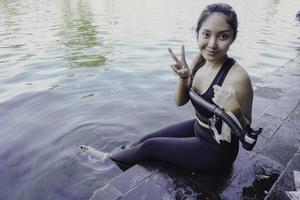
[212,57,236,87]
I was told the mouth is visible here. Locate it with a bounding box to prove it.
[205,49,219,56]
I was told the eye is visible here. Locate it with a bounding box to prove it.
[201,32,210,38]
[219,33,228,40]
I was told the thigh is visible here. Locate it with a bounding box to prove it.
[135,119,196,145]
[141,136,221,171]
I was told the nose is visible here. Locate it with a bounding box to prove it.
[208,37,217,49]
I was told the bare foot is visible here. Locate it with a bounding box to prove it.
[80,145,91,152]
[80,145,109,162]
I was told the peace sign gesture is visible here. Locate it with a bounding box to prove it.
[168,45,190,79]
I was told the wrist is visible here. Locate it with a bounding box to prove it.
[179,75,190,80]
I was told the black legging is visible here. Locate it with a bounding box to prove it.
[109,119,239,171]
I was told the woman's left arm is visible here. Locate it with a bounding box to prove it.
[213,67,253,131]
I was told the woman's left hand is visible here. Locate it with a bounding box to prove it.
[212,85,240,112]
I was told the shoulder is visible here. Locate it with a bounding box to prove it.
[227,62,252,88]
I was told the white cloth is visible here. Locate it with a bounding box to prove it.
[214,111,242,143]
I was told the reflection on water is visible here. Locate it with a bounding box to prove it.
[0,0,300,199]
[64,54,107,68]
[59,0,99,50]
[58,0,109,69]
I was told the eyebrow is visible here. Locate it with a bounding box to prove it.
[202,29,232,33]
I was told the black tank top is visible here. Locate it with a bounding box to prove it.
[190,57,236,120]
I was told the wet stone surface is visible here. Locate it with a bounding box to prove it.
[254,86,284,99]
[90,184,122,200]
[111,162,231,200]
[221,154,283,200]
[266,151,300,200]
[98,153,284,200]
[257,101,300,166]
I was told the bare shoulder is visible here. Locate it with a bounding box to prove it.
[230,62,250,81]
[227,62,252,87]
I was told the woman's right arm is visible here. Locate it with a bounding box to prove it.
[174,77,190,106]
[174,53,201,106]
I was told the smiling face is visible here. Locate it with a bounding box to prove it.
[198,12,234,62]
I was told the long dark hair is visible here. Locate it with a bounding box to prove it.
[189,3,238,88]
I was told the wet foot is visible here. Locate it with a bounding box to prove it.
[80,145,109,162]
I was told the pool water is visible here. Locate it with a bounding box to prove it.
[0,0,299,199]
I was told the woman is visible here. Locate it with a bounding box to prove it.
[81,3,253,171]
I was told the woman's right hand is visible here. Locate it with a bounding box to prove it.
[168,45,190,79]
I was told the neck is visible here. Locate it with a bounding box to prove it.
[205,55,228,69]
